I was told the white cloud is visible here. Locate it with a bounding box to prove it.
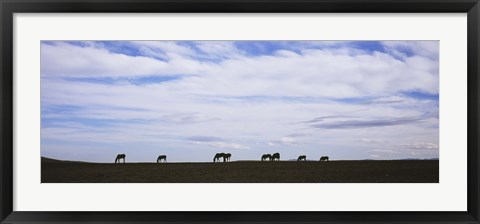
[41,42,215,78]
[41,42,168,77]
[401,142,439,150]
[358,138,385,144]
[131,41,195,57]
[268,137,298,146]
[42,41,439,97]
[368,149,396,154]
[193,141,250,150]
[381,41,439,60]
[194,41,244,59]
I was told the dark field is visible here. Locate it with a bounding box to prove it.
[41,157,439,183]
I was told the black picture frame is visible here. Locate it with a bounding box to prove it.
[1,0,479,223]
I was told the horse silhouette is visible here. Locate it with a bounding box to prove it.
[115,154,126,163]
[223,153,231,162]
[320,156,329,161]
[213,153,226,163]
[271,152,280,161]
[297,155,307,162]
[157,155,167,163]
[261,154,271,161]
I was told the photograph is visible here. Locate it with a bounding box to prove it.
[40,40,439,183]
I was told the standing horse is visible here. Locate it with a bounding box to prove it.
[223,153,231,162]
[115,154,126,163]
[213,153,225,163]
[319,156,329,161]
[271,152,280,161]
[261,154,271,161]
[157,155,167,163]
[297,155,307,162]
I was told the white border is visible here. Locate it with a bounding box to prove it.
[14,13,467,211]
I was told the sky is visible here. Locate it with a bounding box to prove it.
[40,40,439,162]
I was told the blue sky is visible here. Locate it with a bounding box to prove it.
[41,40,439,162]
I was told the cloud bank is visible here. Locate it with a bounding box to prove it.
[41,41,439,162]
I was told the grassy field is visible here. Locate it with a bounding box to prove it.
[41,157,439,183]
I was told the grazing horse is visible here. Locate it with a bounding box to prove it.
[320,156,329,161]
[271,152,280,161]
[261,154,271,161]
[115,154,126,163]
[213,153,225,163]
[157,155,167,163]
[297,155,307,162]
[223,153,231,162]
